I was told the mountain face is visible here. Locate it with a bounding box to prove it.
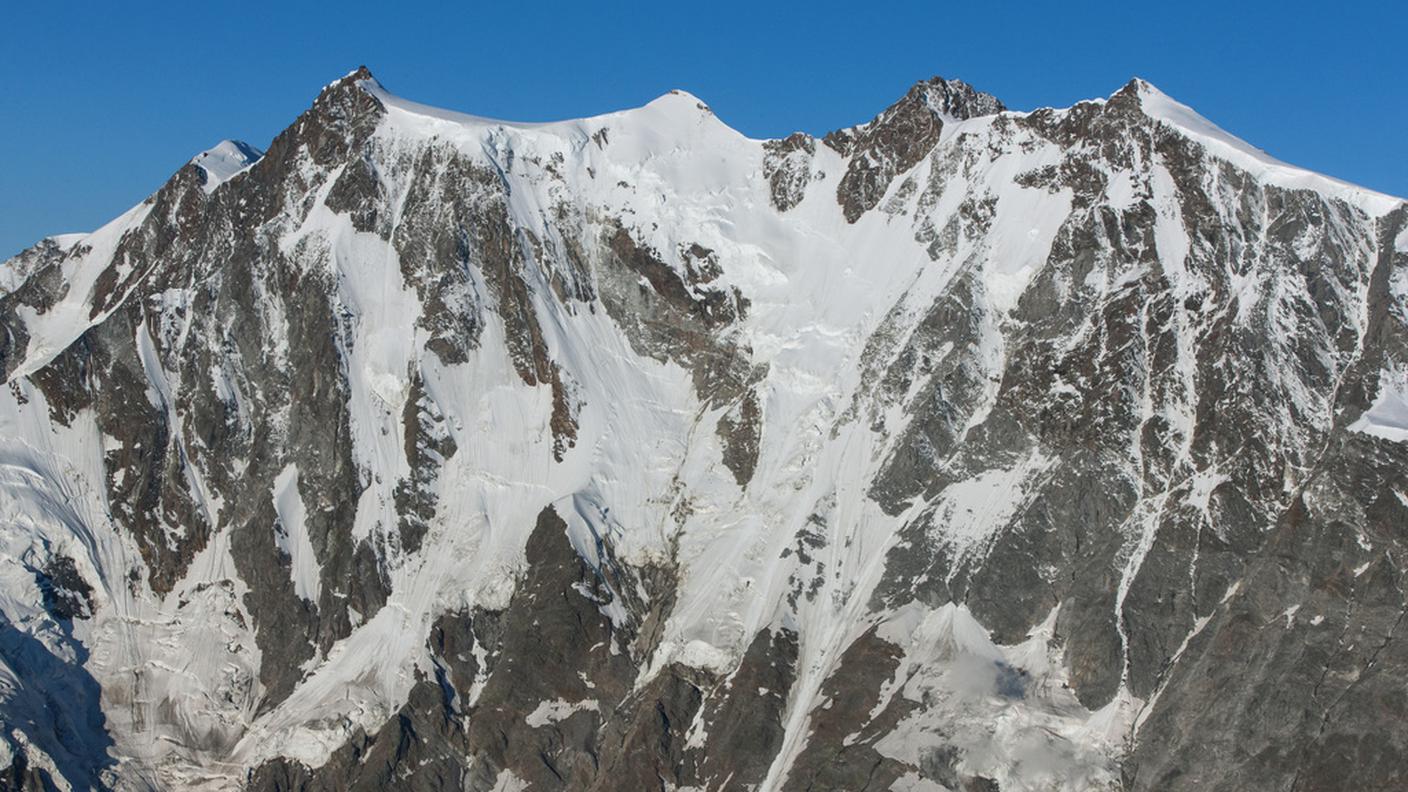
[1,66,1406,792]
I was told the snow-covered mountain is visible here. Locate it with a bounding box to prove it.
[2,66,1406,791]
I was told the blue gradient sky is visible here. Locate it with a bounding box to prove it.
[3,1,1403,257]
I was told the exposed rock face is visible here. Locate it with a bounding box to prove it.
[0,67,1405,791]
[763,133,817,212]
[825,77,1005,222]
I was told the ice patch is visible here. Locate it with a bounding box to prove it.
[984,156,1073,312]
[524,698,599,728]
[674,639,735,674]
[490,770,530,792]
[867,603,1132,792]
[271,464,321,602]
[930,451,1052,572]
[1350,369,1408,443]
[1104,170,1140,210]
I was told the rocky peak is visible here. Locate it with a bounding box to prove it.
[326,64,379,93]
[825,76,1005,155]
[223,65,386,227]
[907,75,1006,122]
[823,75,1005,223]
[300,64,386,155]
[292,64,386,145]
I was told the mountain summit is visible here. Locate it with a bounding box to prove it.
[191,140,264,193]
[1,67,1406,792]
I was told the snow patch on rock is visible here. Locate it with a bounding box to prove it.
[271,465,320,602]
[1351,367,1408,443]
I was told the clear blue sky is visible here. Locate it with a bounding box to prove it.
[3,1,1404,257]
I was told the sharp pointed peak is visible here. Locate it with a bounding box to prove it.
[1103,76,1403,211]
[903,75,1006,118]
[326,65,379,91]
[1110,76,1184,110]
[828,74,1005,145]
[310,65,387,111]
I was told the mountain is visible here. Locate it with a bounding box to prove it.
[1,65,1405,792]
